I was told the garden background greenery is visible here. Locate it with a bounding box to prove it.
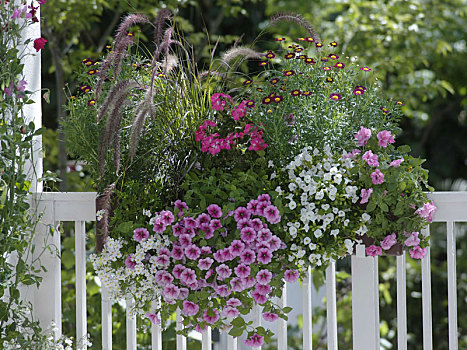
[38,0,466,349]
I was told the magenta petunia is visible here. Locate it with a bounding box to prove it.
[133,228,149,242]
[184,244,201,260]
[172,264,186,279]
[404,232,420,247]
[377,130,395,148]
[182,301,199,316]
[360,188,373,204]
[241,227,256,243]
[184,217,198,229]
[234,207,251,222]
[409,246,427,259]
[284,269,299,283]
[263,312,279,322]
[371,169,385,185]
[160,210,175,225]
[257,228,273,242]
[207,204,223,218]
[268,235,282,251]
[198,257,213,270]
[178,234,192,248]
[381,233,397,250]
[234,263,251,278]
[255,283,271,295]
[179,287,189,300]
[203,308,220,324]
[227,298,242,307]
[263,205,281,224]
[152,218,166,233]
[366,245,382,257]
[252,290,267,304]
[257,248,273,264]
[155,255,170,268]
[209,219,222,231]
[163,284,180,299]
[215,285,231,298]
[242,276,256,289]
[230,277,245,292]
[230,239,246,257]
[145,312,161,325]
[180,268,197,285]
[415,201,437,223]
[171,246,184,260]
[240,248,256,264]
[216,264,232,280]
[256,269,272,285]
[250,218,264,231]
[221,306,240,318]
[244,333,264,347]
[389,158,404,168]
[362,150,379,167]
[124,254,137,270]
[355,126,372,147]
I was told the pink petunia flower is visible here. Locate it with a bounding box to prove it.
[257,248,273,264]
[381,233,397,250]
[215,285,231,297]
[198,257,213,270]
[284,269,299,283]
[179,234,192,248]
[230,277,245,292]
[269,235,282,251]
[256,269,272,285]
[221,306,240,318]
[234,264,251,278]
[366,245,382,257]
[389,158,404,168]
[250,218,263,231]
[145,312,161,325]
[415,201,437,223]
[179,287,189,299]
[172,264,186,279]
[247,200,260,215]
[152,218,166,233]
[360,188,373,204]
[184,244,201,260]
[155,255,170,268]
[227,298,242,307]
[216,264,232,280]
[409,246,427,259]
[163,284,180,299]
[263,312,279,322]
[355,126,372,147]
[257,228,273,242]
[244,333,264,347]
[234,207,251,222]
[242,276,256,289]
[230,240,246,257]
[252,290,267,304]
[124,254,137,270]
[263,205,281,224]
[203,308,220,324]
[182,301,199,316]
[207,204,223,218]
[240,249,256,264]
[171,246,184,260]
[377,130,395,148]
[133,228,149,242]
[362,150,379,167]
[240,227,256,243]
[255,283,271,295]
[160,210,175,225]
[404,232,420,247]
[344,149,362,159]
[371,169,385,185]
[180,268,197,285]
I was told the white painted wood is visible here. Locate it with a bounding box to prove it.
[31,192,97,221]
[396,253,407,350]
[351,244,380,350]
[302,267,313,350]
[326,261,338,350]
[446,221,458,350]
[227,335,237,350]
[75,221,87,349]
[151,299,162,350]
[202,326,212,350]
[427,192,467,222]
[421,227,433,350]
[126,297,137,350]
[277,282,287,350]
[101,285,113,350]
[176,309,187,350]
[252,304,262,350]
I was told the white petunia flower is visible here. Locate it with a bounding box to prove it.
[303,237,311,245]
[314,229,323,238]
[289,200,297,210]
[362,213,371,221]
[330,229,340,237]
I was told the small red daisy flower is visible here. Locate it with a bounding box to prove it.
[353,89,364,95]
[273,95,284,103]
[270,78,279,85]
[262,96,272,105]
[265,51,276,59]
[322,66,332,71]
[274,37,286,41]
[329,42,338,47]
[306,37,314,42]
[355,85,367,92]
[361,67,372,72]
[258,61,269,66]
[329,54,339,60]
[243,80,253,86]
[283,70,295,77]
[290,90,301,96]
[284,53,295,59]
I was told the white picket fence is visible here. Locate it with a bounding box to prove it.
[30,191,467,350]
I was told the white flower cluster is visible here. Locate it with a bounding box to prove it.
[279,146,366,267]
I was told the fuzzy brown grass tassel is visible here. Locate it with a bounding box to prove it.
[97,80,139,123]
[100,182,116,250]
[221,46,263,67]
[114,14,150,47]
[154,9,172,45]
[270,12,321,43]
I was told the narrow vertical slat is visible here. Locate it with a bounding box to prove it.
[126,297,137,350]
[326,261,338,350]
[227,335,237,350]
[151,299,162,350]
[396,253,407,350]
[277,282,287,350]
[447,221,458,350]
[351,244,380,349]
[202,326,212,350]
[252,304,262,350]
[421,227,433,350]
[101,285,112,350]
[75,221,87,349]
[302,267,313,350]
[176,309,187,350]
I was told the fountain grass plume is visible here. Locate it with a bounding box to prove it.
[154,9,173,46]
[269,12,321,43]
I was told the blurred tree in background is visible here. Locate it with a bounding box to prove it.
[39,0,466,348]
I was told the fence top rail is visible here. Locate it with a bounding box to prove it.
[427,192,467,222]
[31,192,97,222]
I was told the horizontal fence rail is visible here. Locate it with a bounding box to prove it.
[30,191,467,349]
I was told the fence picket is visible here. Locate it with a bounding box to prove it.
[277,282,287,350]
[326,261,338,350]
[126,297,137,350]
[446,221,458,350]
[75,221,87,349]
[421,227,433,350]
[101,285,113,350]
[176,309,187,350]
[396,253,407,350]
[202,326,212,350]
[151,299,162,350]
[302,267,313,350]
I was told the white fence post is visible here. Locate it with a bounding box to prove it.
[351,244,380,349]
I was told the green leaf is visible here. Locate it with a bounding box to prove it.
[282,306,293,314]
[231,316,245,327]
[229,327,243,337]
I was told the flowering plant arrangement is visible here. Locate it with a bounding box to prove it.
[68,11,436,347]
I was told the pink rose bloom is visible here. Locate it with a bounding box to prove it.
[263,205,281,224]
[389,158,404,168]
[263,312,279,322]
[371,169,385,185]
[284,269,299,283]
[381,233,397,250]
[244,333,264,347]
[182,301,199,316]
[366,245,382,257]
[257,248,273,264]
[145,312,161,325]
[203,308,220,324]
[33,37,47,52]
[124,254,137,269]
[360,188,373,204]
[409,246,427,259]
[207,204,222,218]
[404,232,420,247]
[221,306,240,318]
[256,269,272,285]
[377,130,395,148]
[355,126,372,146]
[362,150,379,167]
[415,201,437,223]
[133,228,149,242]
